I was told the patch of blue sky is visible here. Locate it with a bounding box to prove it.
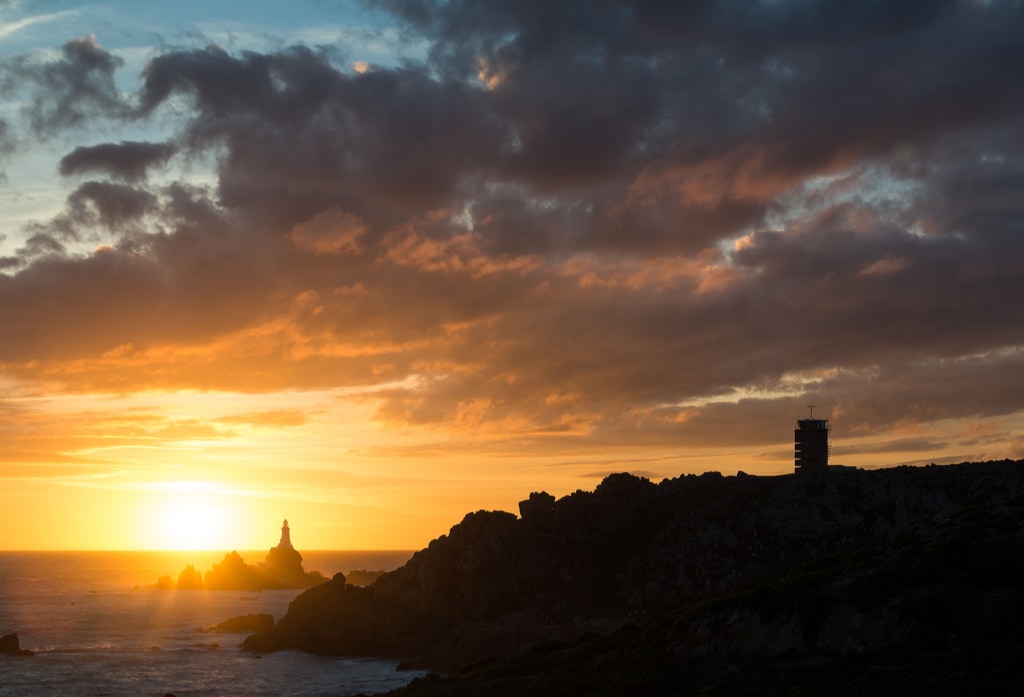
[1,0,419,69]
[0,0,422,261]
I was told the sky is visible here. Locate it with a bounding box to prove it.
[1,0,1023,550]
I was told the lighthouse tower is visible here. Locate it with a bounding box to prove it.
[795,406,830,475]
[278,519,294,549]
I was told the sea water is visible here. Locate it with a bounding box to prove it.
[0,551,421,697]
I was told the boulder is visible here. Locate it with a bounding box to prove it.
[0,633,34,656]
[207,613,275,634]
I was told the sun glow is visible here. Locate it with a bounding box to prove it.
[147,483,242,550]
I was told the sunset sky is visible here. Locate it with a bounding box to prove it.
[2,0,1023,550]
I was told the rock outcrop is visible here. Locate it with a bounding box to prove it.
[344,569,386,587]
[206,613,275,634]
[0,633,34,656]
[196,549,326,591]
[243,460,1024,692]
[176,564,203,590]
[158,528,327,591]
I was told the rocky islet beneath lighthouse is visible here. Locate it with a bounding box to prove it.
[156,520,328,591]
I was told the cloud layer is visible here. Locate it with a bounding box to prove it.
[2,0,1023,463]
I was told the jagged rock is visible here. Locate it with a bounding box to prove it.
[153,574,175,590]
[177,564,203,590]
[345,569,384,587]
[204,551,264,591]
[260,546,327,588]
[265,545,305,576]
[518,491,556,529]
[0,633,34,656]
[206,613,275,634]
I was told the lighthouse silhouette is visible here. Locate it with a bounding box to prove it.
[278,519,294,549]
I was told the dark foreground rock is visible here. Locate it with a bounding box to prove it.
[243,460,1024,694]
[0,633,34,656]
[378,493,1024,695]
[344,569,386,587]
[206,613,275,634]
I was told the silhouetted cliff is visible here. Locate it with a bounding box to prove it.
[243,460,1024,694]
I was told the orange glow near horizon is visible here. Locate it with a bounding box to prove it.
[0,388,739,551]
[3,377,1021,552]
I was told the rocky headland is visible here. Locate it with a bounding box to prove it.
[242,460,1024,694]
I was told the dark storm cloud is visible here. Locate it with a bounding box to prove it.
[680,350,1024,448]
[0,116,12,155]
[0,117,12,181]
[11,182,161,257]
[0,222,284,364]
[2,36,127,135]
[59,141,177,182]
[16,232,66,259]
[730,217,1024,367]
[66,181,159,230]
[366,0,1024,253]
[2,1,1024,454]
[136,45,506,228]
[0,247,161,360]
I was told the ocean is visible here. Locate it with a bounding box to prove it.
[0,551,421,697]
